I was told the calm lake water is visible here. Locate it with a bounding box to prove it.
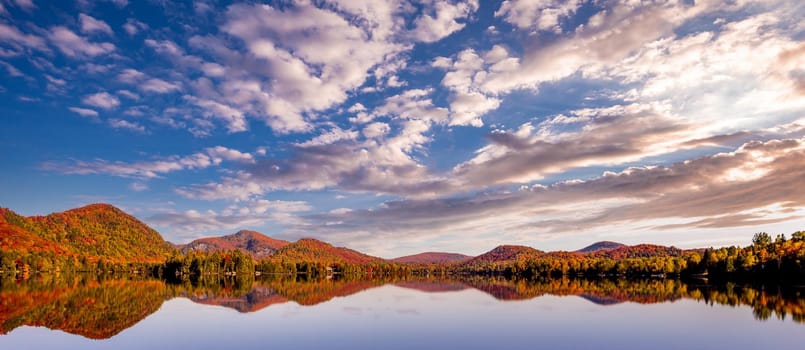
[1,275,804,349]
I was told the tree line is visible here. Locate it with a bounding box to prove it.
[457,231,805,281]
[2,231,804,282]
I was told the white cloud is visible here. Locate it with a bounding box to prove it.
[371,88,449,124]
[348,103,367,113]
[452,103,693,187]
[148,199,311,236]
[177,1,423,135]
[44,75,66,86]
[200,62,226,77]
[437,49,502,126]
[475,1,723,95]
[140,78,182,93]
[68,106,99,118]
[300,136,805,254]
[249,199,312,213]
[117,89,140,100]
[0,23,47,52]
[296,127,359,147]
[108,119,146,133]
[42,146,256,179]
[82,92,120,110]
[122,18,147,35]
[129,182,148,192]
[0,61,24,77]
[185,96,248,134]
[13,0,35,11]
[144,39,184,57]
[117,68,145,84]
[495,0,583,33]
[206,145,256,164]
[363,122,391,139]
[79,14,113,36]
[585,12,805,132]
[175,118,449,201]
[411,0,479,43]
[47,26,114,57]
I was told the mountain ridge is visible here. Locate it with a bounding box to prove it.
[392,252,473,264]
[576,241,627,253]
[1,203,695,267]
[179,230,290,258]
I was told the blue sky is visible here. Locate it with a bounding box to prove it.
[1,0,804,258]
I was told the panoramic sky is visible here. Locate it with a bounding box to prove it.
[1,0,804,257]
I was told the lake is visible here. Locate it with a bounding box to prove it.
[1,275,804,349]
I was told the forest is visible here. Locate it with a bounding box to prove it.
[2,231,805,283]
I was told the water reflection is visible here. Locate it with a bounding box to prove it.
[1,274,803,340]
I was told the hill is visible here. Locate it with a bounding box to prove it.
[392,252,472,264]
[271,238,383,265]
[576,241,627,253]
[0,204,172,263]
[465,245,543,265]
[588,244,683,259]
[180,230,289,259]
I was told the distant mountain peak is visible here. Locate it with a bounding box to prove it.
[466,244,543,264]
[233,229,261,237]
[392,252,472,264]
[576,241,627,253]
[181,230,289,258]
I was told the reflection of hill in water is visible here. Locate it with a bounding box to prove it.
[0,275,167,339]
[2,275,804,339]
[394,280,469,293]
[577,294,624,305]
[185,285,289,313]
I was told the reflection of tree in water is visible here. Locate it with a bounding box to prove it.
[687,282,805,323]
[0,274,168,339]
[1,275,803,340]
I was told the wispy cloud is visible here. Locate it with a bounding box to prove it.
[4,0,805,254]
[147,199,311,238]
[47,26,114,57]
[82,91,120,110]
[78,14,113,36]
[108,118,146,133]
[68,106,99,118]
[42,146,258,179]
[298,137,805,252]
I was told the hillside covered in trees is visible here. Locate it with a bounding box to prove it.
[0,204,173,272]
[1,204,804,282]
[177,230,290,258]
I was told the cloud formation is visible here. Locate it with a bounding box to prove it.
[300,137,805,253]
[147,199,311,238]
[42,146,258,179]
[4,0,804,254]
[47,26,114,57]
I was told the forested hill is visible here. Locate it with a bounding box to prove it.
[3,204,804,281]
[576,241,627,253]
[178,230,290,258]
[0,204,173,264]
[392,252,473,264]
[269,238,384,265]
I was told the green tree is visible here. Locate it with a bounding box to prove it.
[752,232,772,248]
